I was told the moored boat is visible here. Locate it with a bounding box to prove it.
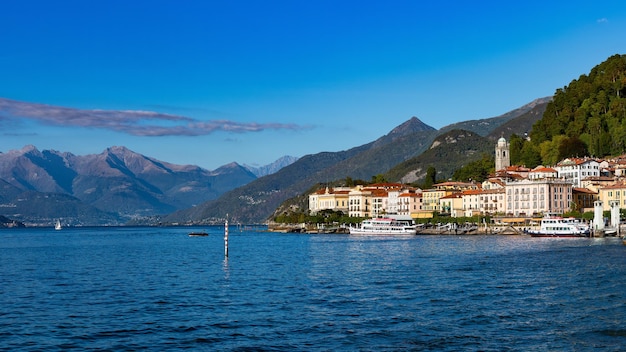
[188,231,208,237]
[526,215,589,237]
[349,218,417,235]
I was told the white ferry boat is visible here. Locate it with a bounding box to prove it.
[349,218,417,235]
[526,215,590,237]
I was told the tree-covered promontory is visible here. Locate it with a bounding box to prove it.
[530,54,626,160]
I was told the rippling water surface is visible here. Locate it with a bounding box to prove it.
[1,227,625,351]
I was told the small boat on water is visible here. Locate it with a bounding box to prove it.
[54,220,62,231]
[349,218,417,235]
[526,215,589,237]
[188,231,208,237]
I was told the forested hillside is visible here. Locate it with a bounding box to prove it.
[528,54,626,164]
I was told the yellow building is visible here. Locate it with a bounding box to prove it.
[422,182,478,213]
[439,193,463,217]
[308,187,350,214]
[597,182,626,211]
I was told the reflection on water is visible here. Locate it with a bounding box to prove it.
[0,228,625,351]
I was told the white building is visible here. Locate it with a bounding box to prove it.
[348,186,372,218]
[528,166,558,180]
[553,158,600,187]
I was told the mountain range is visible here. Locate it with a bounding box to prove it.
[0,97,550,226]
[163,97,551,225]
[0,146,293,226]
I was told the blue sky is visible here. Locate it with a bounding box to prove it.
[1,1,625,170]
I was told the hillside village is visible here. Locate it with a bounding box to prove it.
[308,137,626,224]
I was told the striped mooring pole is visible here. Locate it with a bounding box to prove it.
[224,217,229,257]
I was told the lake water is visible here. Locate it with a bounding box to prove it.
[1,227,625,351]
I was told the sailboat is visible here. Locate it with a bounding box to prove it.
[54,220,62,230]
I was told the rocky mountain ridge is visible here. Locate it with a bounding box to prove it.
[163,99,548,224]
[244,155,299,177]
[0,146,270,225]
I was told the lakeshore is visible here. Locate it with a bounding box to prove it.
[268,222,626,236]
[269,223,526,235]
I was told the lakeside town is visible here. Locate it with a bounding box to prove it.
[275,137,626,235]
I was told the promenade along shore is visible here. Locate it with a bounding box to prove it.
[268,222,526,235]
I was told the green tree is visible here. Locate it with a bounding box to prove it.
[519,142,542,168]
[557,136,588,160]
[452,154,494,182]
[371,174,387,184]
[508,134,525,165]
[423,166,437,189]
[528,54,626,160]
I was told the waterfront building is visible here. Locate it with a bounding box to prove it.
[398,190,422,217]
[495,137,510,171]
[572,187,598,213]
[554,157,600,187]
[439,193,463,217]
[461,188,505,217]
[597,182,626,211]
[371,189,389,217]
[422,189,444,213]
[348,186,373,218]
[420,182,478,213]
[308,187,351,214]
[505,179,573,216]
[385,187,402,215]
[309,183,422,218]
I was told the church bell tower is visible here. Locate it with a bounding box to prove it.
[495,137,510,171]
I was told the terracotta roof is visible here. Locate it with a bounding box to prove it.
[399,192,420,198]
[367,182,404,189]
[582,176,615,181]
[600,183,626,190]
[440,193,462,199]
[371,189,388,197]
[462,189,504,195]
[530,167,557,173]
[505,165,531,172]
[433,181,475,187]
[573,187,597,194]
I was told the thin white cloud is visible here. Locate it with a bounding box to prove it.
[0,98,306,136]
[597,18,608,24]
